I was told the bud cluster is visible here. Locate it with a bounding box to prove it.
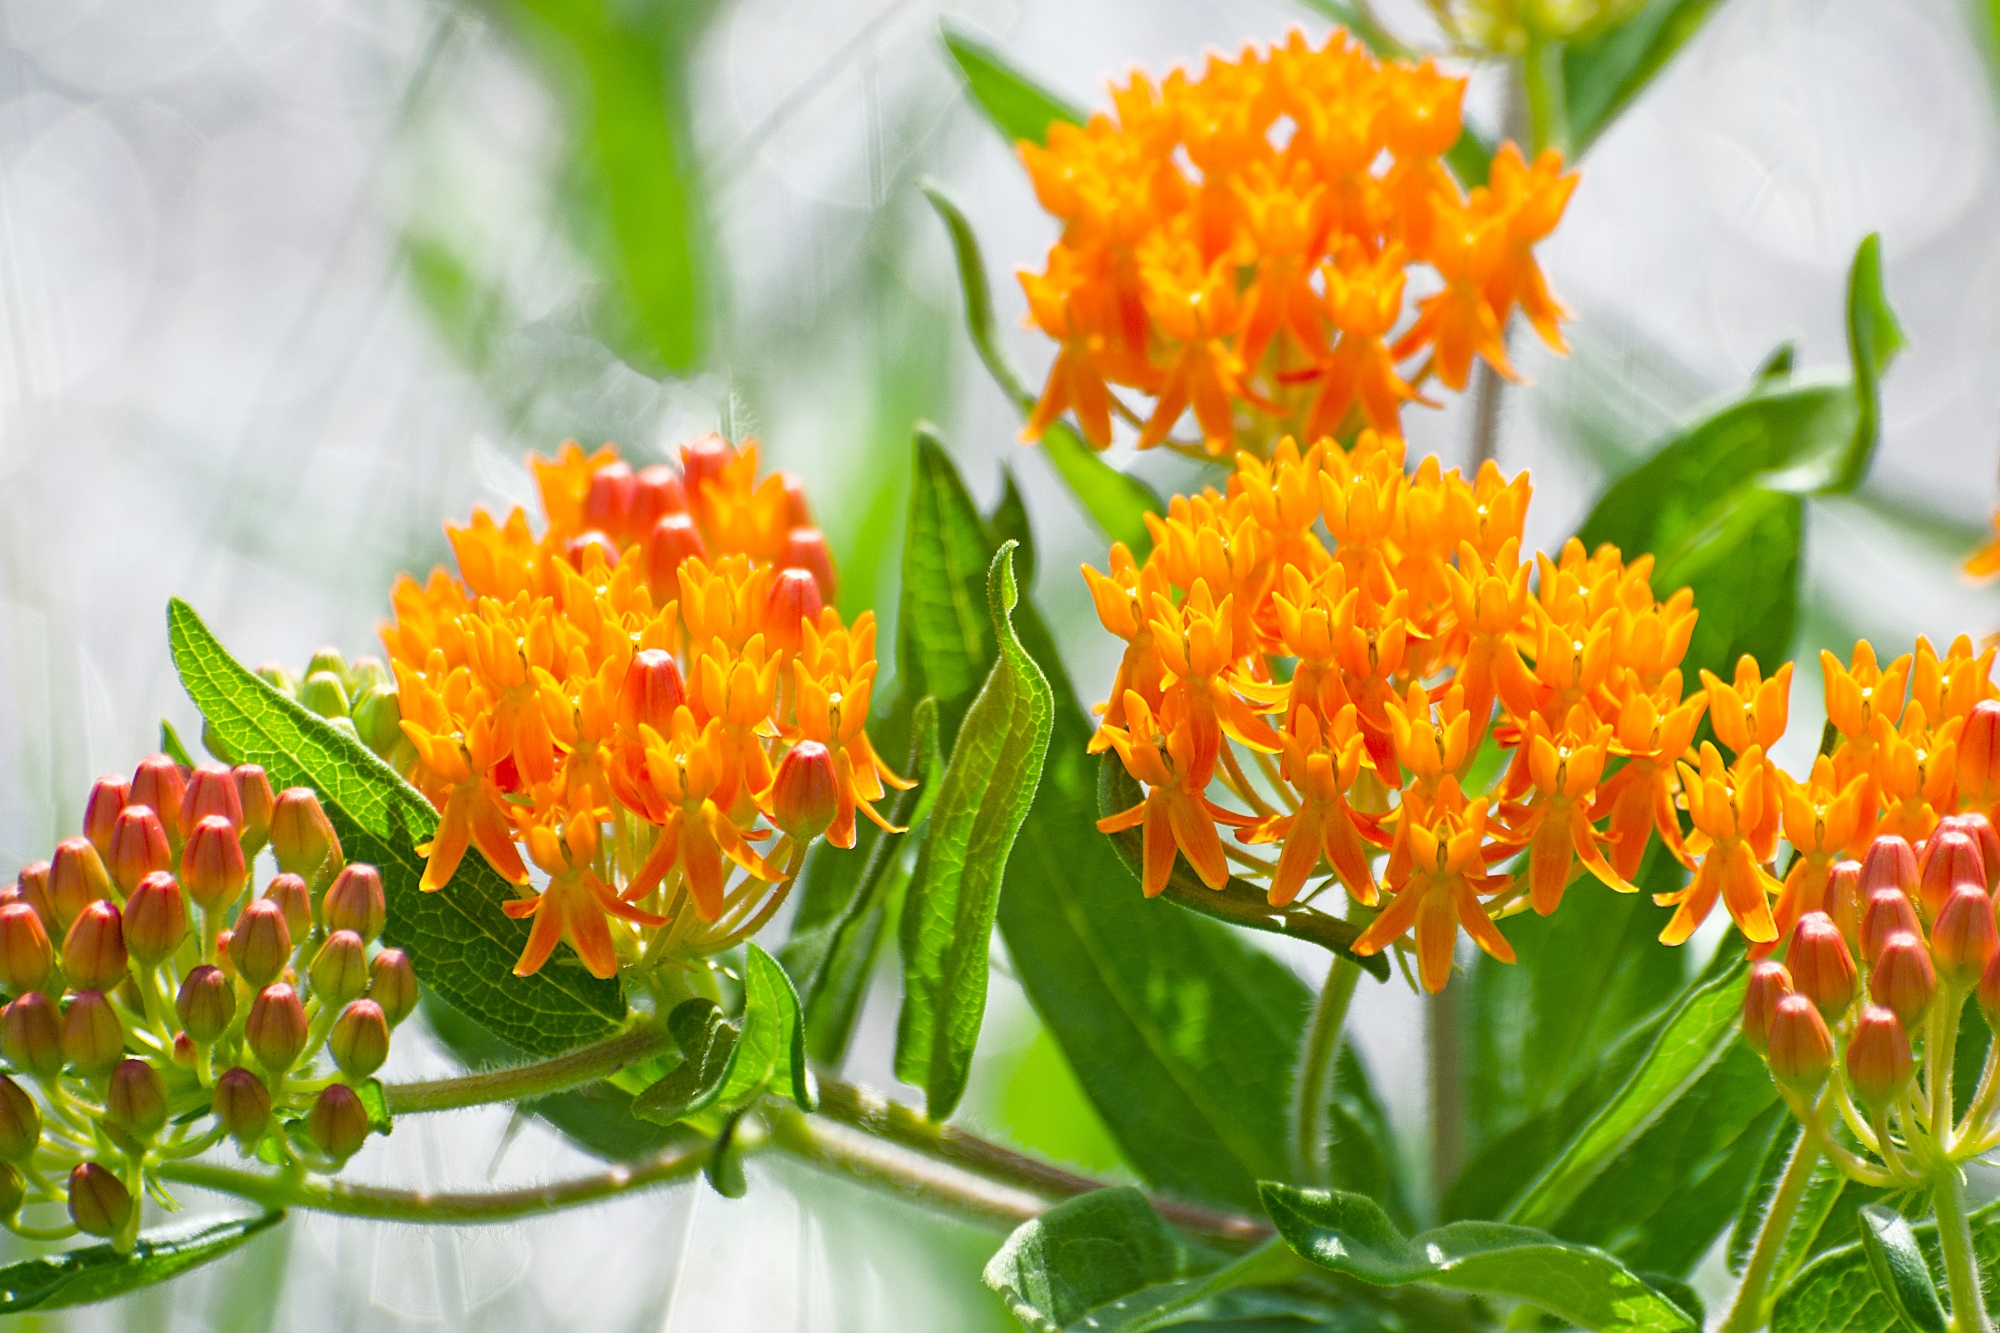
[254,648,412,773]
[1743,825,2000,1184]
[0,759,416,1251]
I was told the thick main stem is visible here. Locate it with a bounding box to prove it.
[384,1025,670,1114]
[1291,959,1362,1186]
[1719,1131,1821,1333]
[1936,1166,1994,1333]
[1427,978,1465,1207]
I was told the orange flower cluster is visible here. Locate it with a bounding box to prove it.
[384,438,902,981]
[1017,28,1576,458]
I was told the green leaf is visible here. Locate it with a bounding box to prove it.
[1652,485,1803,683]
[632,998,738,1124]
[1858,1205,1948,1333]
[899,427,1005,738]
[704,1110,750,1200]
[358,1079,393,1136]
[1261,1184,1699,1332]
[722,944,816,1111]
[0,1212,285,1313]
[1325,1043,1419,1234]
[896,543,1054,1119]
[159,718,197,769]
[1562,0,1729,155]
[941,22,1084,148]
[167,598,624,1056]
[1506,959,1749,1229]
[987,468,1037,591]
[918,180,1161,556]
[1773,1202,2000,1333]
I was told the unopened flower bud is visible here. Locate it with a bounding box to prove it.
[779,471,814,529]
[270,788,341,881]
[213,1067,271,1145]
[255,662,299,699]
[67,1162,130,1238]
[631,465,687,534]
[310,931,369,1008]
[762,569,823,655]
[264,873,312,942]
[1935,814,2000,891]
[352,684,404,758]
[584,459,636,536]
[299,670,351,721]
[228,900,292,990]
[1959,700,2000,811]
[770,741,838,842]
[1847,1006,1915,1111]
[782,526,837,601]
[330,999,390,1079]
[1861,835,1920,900]
[304,645,349,682]
[350,656,391,695]
[60,991,125,1075]
[234,766,275,857]
[107,808,171,900]
[105,1058,167,1140]
[1743,961,1793,1054]
[644,513,708,593]
[200,719,239,767]
[1766,993,1834,1096]
[129,754,187,853]
[369,949,418,1026]
[62,901,127,992]
[1861,887,1923,964]
[82,778,129,859]
[181,815,248,913]
[176,964,235,1043]
[181,765,243,840]
[1933,883,1999,989]
[0,905,52,993]
[1872,931,1937,1029]
[12,863,53,935]
[245,983,307,1073]
[680,432,732,495]
[1825,860,1864,947]
[1920,830,1985,921]
[1786,912,1856,1019]
[565,530,620,570]
[0,994,61,1079]
[48,838,112,931]
[306,1082,369,1161]
[323,864,386,943]
[121,872,188,967]
[619,648,686,736]
[0,1076,40,1161]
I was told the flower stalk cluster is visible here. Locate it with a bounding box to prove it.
[0,760,414,1251]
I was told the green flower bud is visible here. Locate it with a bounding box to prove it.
[0,1163,24,1220]
[227,899,291,990]
[1,994,62,1080]
[369,949,418,1027]
[270,789,341,882]
[254,662,299,700]
[309,931,369,1009]
[323,865,385,943]
[61,991,126,1076]
[305,1083,369,1161]
[352,684,404,759]
[245,984,307,1074]
[105,1059,167,1140]
[330,1000,390,1080]
[299,671,351,721]
[213,1066,271,1146]
[305,646,351,686]
[67,1162,130,1238]
[0,1075,41,1162]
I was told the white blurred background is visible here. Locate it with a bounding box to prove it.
[0,0,1997,1325]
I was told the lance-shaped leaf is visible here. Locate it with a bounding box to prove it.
[167,599,623,1056]
[896,542,1054,1119]
[942,22,1083,148]
[719,944,817,1111]
[0,1212,285,1313]
[1857,1205,1947,1333]
[632,999,738,1125]
[1261,1184,1699,1333]
[1773,1201,2000,1333]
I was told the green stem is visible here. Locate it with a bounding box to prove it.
[1937,1166,1994,1333]
[1521,34,1570,157]
[1719,1131,1821,1333]
[382,1024,670,1114]
[1290,959,1361,1186]
[1427,978,1465,1208]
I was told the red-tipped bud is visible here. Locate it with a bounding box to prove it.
[121,872,188,967]
[1933,882,1999,989]
[67,1162,130,1238]
[323,865,386,943]
[1826,860,1864,948]
[0,1076,39,1162]
[213,1067,271,1146]
[172,1032,196,1068]
[263,873,313,942]
[1766,993,1834,1096]
[12,863,53,935]
[62,902,127,992]
[330,999,390,1079]
[82,778,129,860]
[309,932,370,1009]
[680,432,732,495]
[106,808,171,900]
[181,815,248,913]
[234,766,275,857]
[48,838,112,931]
[631,465,687,534]
[245,983,307,1073]
[105,1058,167,1139]
[564,530,621,571]
[1787,912,1857,1019]
[770,741,839,842]
[1872,931,1938,1029]
[176,965,234,1043]
[762,568,824,655]
[1861,835,1920,900]
[270,788,341,881]
[1959,700,2000,809]
[644,513,708,593]
[1861,887,1923,964]
[1920,830,1985,921]
[1847,1006,1915,1111]
[0,994,61,1079]
[306,1082,370,1160]
[782,526,837,601]
[60,991,125,1075]
[369,949,418,1027]
[583,460,636,537]
[181,765,243,839]
[779,472,814,528]
[0,906,52,993]
[227,900,292,990]
[1937,813,2000,892]
[619,648,686,736]
[1743,960,1793,1054]
[129,754,186,852]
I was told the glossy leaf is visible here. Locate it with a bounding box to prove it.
[899,428,1005,738]
[942,23,1084,148]
[987,468,1037,591]
[1562,0,1729,155]
[0,1212,285,1313]
[1773,1202,2000,1333]
[1261,1184,1699,1332]
[159,718,197,769]
[1858,1205,1947,1333]
[167,598,624,1056]
[896,543,1054,1119]
[1325,1042,1420,1234]
[632,998,738,1125]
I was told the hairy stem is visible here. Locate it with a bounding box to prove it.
[1718,1132,1822,1333]
[383,1024,671,1114]
[1937,1165,1994,1333]
[1427,978,1465,1206]
[1290,959,1362,1187]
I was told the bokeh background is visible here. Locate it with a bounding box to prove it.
[0,0,1997,1325]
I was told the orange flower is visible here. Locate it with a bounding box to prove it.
[1657,743,1782,945]
[505,814,665,979]
[1505,706,1633,913]
[1351,778,1513,993]
[1246,704,1381,906]
[1765,756,1869,956]
[1096,692,1247,894]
